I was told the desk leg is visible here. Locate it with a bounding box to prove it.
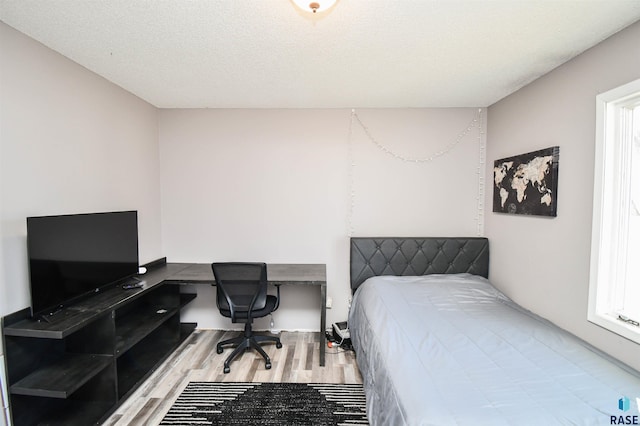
[320,283,326,366]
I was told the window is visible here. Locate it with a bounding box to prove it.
[589,78,640,343]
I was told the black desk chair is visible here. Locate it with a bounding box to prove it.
[211,262,282,374]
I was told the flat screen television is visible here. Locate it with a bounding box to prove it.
[27,210,139,318]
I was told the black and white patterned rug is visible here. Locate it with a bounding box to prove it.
[160,382,369,425]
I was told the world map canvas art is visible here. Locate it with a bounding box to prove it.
[493,146,559,217]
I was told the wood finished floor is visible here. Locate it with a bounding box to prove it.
[103,330,362,426]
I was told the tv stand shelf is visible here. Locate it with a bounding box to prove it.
[10,353,113,399]
[114,301,181,356]
[1,262,197,426]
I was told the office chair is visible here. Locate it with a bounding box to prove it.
[211,262,282,374]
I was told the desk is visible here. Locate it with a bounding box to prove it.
[165,263,327,366]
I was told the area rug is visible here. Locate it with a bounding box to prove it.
[159,382,368,425]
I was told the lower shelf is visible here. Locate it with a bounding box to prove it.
[117,321,197,401]
[9,364,117,426]
[117,316,180,398]
[10,353,113,399]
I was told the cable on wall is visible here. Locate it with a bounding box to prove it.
[347,109,357,238]
[476,108,486,237]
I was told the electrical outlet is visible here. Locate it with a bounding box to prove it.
[326,296,333,309]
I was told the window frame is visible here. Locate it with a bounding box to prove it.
[588,77,640,344]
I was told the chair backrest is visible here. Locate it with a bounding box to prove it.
[211,262,268,318]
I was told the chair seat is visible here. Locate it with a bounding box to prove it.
[219,295,278,321]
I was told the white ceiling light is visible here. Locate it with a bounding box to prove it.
[291,0,338,14]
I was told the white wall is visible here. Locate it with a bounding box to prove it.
[0,21,163,318]
[485,21,640,371]
[159,108,485,330]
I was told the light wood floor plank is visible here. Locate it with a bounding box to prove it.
[106,329,361,426]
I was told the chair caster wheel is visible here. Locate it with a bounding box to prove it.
[265,362,271,370]
[224,366,230,374]
[216,346,223,354]
[276,342,282,349]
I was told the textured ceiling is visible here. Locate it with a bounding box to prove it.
[1,0,639,108]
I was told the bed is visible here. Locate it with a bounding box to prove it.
[348,237,640,425]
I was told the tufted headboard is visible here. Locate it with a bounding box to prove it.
[350,237,489,293]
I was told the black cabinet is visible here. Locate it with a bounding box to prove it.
[1,263,196,426]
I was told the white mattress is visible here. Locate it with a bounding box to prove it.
[348,274,640,425]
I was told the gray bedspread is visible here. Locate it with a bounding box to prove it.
[348,274,640,425]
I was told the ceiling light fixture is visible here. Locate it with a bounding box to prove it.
[291,0,337,14]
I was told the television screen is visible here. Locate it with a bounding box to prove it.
[27,210,139,318]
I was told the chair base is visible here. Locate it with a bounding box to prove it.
[217,328,282,374]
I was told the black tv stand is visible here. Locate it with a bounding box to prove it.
[121,276,142,285]
[37,308,63,324]
[1,262,197,426]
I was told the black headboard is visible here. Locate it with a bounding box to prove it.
[350,237,489,292]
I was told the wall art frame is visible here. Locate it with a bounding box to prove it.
[493,146,559,217]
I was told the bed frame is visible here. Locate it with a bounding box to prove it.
[350,237,489,293]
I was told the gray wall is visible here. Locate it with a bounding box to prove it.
[485,21,640,371]
[0,22,164,318]
[159,108,486,330]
